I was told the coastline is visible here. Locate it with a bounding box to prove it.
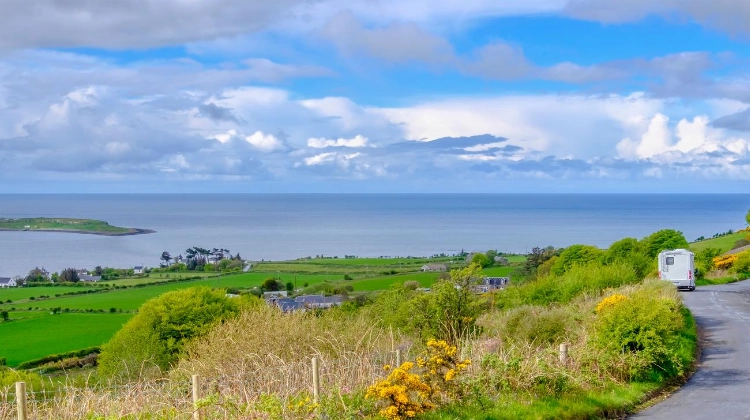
[0,228,156,236]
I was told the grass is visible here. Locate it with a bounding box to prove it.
[0,286,98,302]
[0,217,132,234]
[0,313,132,366]
[690,230,748,253]
[267,256,456,266]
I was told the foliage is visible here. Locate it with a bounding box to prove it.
[367,362,434,420]
[17,346,101,369]
[591,286,685,381]
[0,367,45,390]
[59,268,80,283]
[550,245,605,276]
[595,294,628,313]
[25,267,50,283]
[520,246,558,278]
[261,277,282,292]
[496,263,638,309]
[470,253,491,268]
[373,264,487,344]
[642,229,689,259]
[695,247,722,273]
[746,208,750,226]
[713,254,738,270]
[98,287,239,380]
[603,238,652,277]
[731,250,750,274]
[416,339,471,402]
[367,340,471,420]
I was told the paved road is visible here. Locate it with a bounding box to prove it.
[632,280,750,419]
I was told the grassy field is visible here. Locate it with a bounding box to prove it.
[690,230,748,253]
[0,255,520,368]
[0,286,99,302]
[0,217,132,234]
[0,313,132,366]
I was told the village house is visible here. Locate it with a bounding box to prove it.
[267,294,346,312]
[79,274,102,282]
[421,263,448,272]
[133,265,144,275]
[475,276,510,293]
[0,277,18,288]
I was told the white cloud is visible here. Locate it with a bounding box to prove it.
[244,131,285,152]
[307,135,369,148]
[304,152,336,166]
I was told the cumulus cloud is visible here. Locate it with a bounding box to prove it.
[307,135,369,148]
[244,131,287,152]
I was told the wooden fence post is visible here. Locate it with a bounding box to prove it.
[15,381,27,420]
[395,349,402,367]
[312,357,320,403]
[559,343,569,365]
[192,374,201,420]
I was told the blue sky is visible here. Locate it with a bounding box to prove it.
[1,1,750,193]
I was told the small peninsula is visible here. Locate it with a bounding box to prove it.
[0,217,154,236]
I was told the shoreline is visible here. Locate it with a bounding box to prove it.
[0,228,156,236]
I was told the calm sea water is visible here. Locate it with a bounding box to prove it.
[0,194,748,277]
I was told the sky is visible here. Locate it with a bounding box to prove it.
[1,0,750,193]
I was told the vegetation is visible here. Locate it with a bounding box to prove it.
[98,287,240,380]
[0,217,147,235]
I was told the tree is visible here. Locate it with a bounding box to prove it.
[25,267,48,283]
[98,287,239,380]
[642,229,689,259]
[522,246,558,278]
[0,311,8,322]
[471,253,491,268]
[746,209,750,227]
[160,251,172,267]
[59,268,80,283]
[551,245,605,276]
[94,266,104,276]
[261,277,282,292]
[485,249,498,263]
[285,282,294,293]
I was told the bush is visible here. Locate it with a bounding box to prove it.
[731,250,750,274]
[551,245,605,276]
[98,287,239,380]
[494,305,576,346]
[591,284,684,381]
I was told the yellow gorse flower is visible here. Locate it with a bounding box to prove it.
[596,294,628,313]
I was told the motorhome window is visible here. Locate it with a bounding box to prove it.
[666,257,675,265]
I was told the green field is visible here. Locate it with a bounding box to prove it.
[690,230,748,253]
[0,313,132,366]
[0,286,99,302]
[0,255,519,368]
[0,217,134,234]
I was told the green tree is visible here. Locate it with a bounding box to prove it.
[24,267,48,283]
[261,277,281,292]
[471,253,491,268]
[485,249,498,263]
[285,282,294,293]
[98,287,238,380]
[642,229,689,259]
[551,245,605,276]
[0,311,8,322]
[603,238,651,278]
[59,268,80,283]
[746,209,750,226]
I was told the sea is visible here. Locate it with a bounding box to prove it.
[0,194,748,278]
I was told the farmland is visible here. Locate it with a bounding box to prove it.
[0,255,522,367]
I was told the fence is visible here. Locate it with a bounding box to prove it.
[0,349,410,420]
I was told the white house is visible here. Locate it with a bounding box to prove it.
[0,277,17,288]
[133,265,144,275]
[421,263,448,272]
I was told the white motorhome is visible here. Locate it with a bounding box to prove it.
[658,249,695,291]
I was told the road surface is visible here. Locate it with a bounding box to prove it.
[632,279,750,419]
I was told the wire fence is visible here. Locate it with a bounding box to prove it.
[0,349,413,420]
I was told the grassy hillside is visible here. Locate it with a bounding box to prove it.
[0,217,133,234]
[690,230,748,253]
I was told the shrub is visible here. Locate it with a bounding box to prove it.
[366,362,433,420]
[550,245,605,276]
[98,287,239,380]
[492,305,576,346]
[713,254,738,270]
[590,284,684,381]
[731,250,750,274]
